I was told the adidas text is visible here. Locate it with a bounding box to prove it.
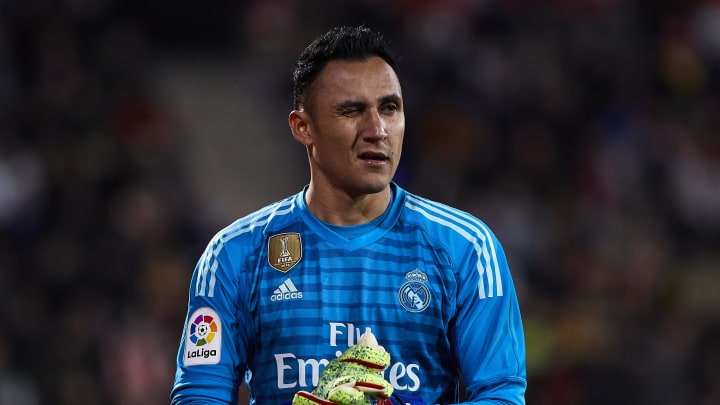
[271,291,303,301]
[272,279,303,301]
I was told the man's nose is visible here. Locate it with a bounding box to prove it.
[361,109,387,140]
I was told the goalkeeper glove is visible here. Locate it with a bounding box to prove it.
[292,331,394,405]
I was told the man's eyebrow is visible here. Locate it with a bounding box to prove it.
[379,94,402,105]
[335,93,402,111]
[335,100,366,110]
[334,94,402,111]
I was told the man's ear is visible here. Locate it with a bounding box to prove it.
[288,110,312,146]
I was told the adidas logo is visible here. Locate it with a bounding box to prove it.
[271,278,303,301]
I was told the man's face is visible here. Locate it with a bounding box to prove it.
[302,56,404,197]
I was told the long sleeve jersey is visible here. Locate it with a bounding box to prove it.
[171,183,526,404]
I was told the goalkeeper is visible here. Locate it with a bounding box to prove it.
[171,25,527,405]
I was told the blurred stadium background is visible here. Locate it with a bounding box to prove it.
[1,0,720,404]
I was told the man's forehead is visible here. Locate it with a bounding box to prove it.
[314,57,401,98]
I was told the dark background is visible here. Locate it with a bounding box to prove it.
[1,0,719,404]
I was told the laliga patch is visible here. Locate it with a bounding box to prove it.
[184,307,222,366]
[268,232,302,272]
[398,269,431,313]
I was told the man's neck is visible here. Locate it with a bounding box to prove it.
[304,184,392,226]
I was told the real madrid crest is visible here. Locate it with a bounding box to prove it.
[268,232,302,272]
[398,269,431,313]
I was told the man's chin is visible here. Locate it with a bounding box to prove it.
[360,179,392,195]
[344,181,391,199]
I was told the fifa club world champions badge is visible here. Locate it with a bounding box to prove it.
[268,232,302,272]
[398,269,431,313]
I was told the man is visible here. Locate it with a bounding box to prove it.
[171,26,527,405]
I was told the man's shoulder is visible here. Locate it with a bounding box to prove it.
[212,193,303,245]
[399,188,497,243]
[400,189,480,225]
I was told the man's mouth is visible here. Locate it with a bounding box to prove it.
[358,152,388,163]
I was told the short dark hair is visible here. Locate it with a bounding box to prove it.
[292,26,398,110]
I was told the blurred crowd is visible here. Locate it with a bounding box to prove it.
[1,1,719,404]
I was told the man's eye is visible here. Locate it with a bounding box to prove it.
[382,104,398,113]
[340,108,361,116]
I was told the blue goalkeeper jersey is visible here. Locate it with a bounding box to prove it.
[171,183,526,405]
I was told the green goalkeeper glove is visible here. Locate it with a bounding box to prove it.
[292,331,394,405]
